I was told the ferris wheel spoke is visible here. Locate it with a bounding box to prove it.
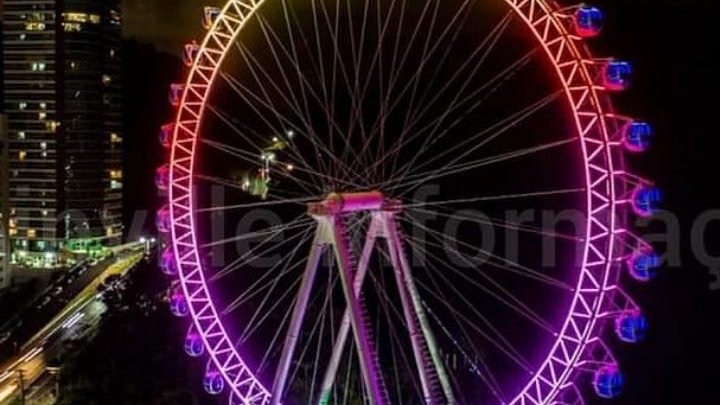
[240,273,304,345]
[419,269,506,402]
[385,97,566,196]
[256,294,296,376]
[196,196,318,214]
[278,0,332,179]
[208,215,310,281]
[356,0,435,181]
[219,65,332,183]
[231,39,358,185]
[408,206,584,243]
[403,187,586,209]
[406,88,561,175]
[215,74,321,189]
[362,0,475,179]
[383,2,481,180]
[404,220,560,333]
[201,136,325,194]
[382,136,575,196]
[286,275,337,401]
[367,270,425,402]
[402,236,534,371]
[256,3,362,181]
[223,229,313,313]
[311,0,360,162]
[194,174,309,202]
[362,47,539,180]
[414,267,532,373]
[200,137,321,195]
[390,12,516,180]
[246,16,319,136]
[338,0,401,176]
[201,216,312,250]
[206,104,265,153]
[216,69,328,185]
[404,213,573,290]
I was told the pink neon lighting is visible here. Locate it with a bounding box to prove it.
[163,1,651,403]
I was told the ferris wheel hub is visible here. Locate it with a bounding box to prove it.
[308,191,400,215]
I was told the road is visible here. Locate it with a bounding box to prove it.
[0,247,146,404]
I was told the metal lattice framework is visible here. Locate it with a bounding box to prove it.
[164,0,650,404]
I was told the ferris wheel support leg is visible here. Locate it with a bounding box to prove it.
[329,215,387,405]
[270,229,327,405]
[317,219,380,405]
[383,213,457,405]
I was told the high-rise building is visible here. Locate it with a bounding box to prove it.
[1,114,11,288]
[1,0,123,270]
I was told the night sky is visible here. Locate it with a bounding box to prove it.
[122,0,224,52]
[119,0,720,403]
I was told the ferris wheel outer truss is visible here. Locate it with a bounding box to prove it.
[158,0,658,404]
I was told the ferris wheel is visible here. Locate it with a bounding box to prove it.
[156,0,660,404]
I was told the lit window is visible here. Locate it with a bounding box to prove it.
[110,180,123,190]
[19,102,27,110]
[18,151,27,161]
[27,229,37,238]
[102,74,112,86]
[31,62,46,71]
[47,121,60,132]
[63,23,81,32]
[110,133,122,143]
[64,12,101,24]
[25,22,46,31]
[40,142,47,150]
[40,102,47,110]
[109,170,123,180]
[18,131,26,140]
[39,112,47,120]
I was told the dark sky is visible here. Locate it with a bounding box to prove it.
[122,0,224,52]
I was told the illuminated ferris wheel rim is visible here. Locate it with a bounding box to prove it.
[161,0,656,404]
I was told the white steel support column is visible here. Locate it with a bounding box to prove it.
[271,227,328,405]
[329,215,386,405]
[382,211,438,404]
[317,218,379,405]
[275,192,452,405]
[383,211,457,405]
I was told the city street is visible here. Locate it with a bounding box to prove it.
[0,247,146,404]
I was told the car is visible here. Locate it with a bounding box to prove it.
[35,296,52,310]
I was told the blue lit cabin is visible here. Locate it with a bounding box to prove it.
[170,291,189,317]
[185,332,205,357]
[160,249,177,276]
[632,186,661,217]
[575,6,604,37]
[616,312,649,343]
[628,251,661,281]
[204,371,224,395]
[623,122,653,152]
[594,366,624,399]
[604,61,632,91]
